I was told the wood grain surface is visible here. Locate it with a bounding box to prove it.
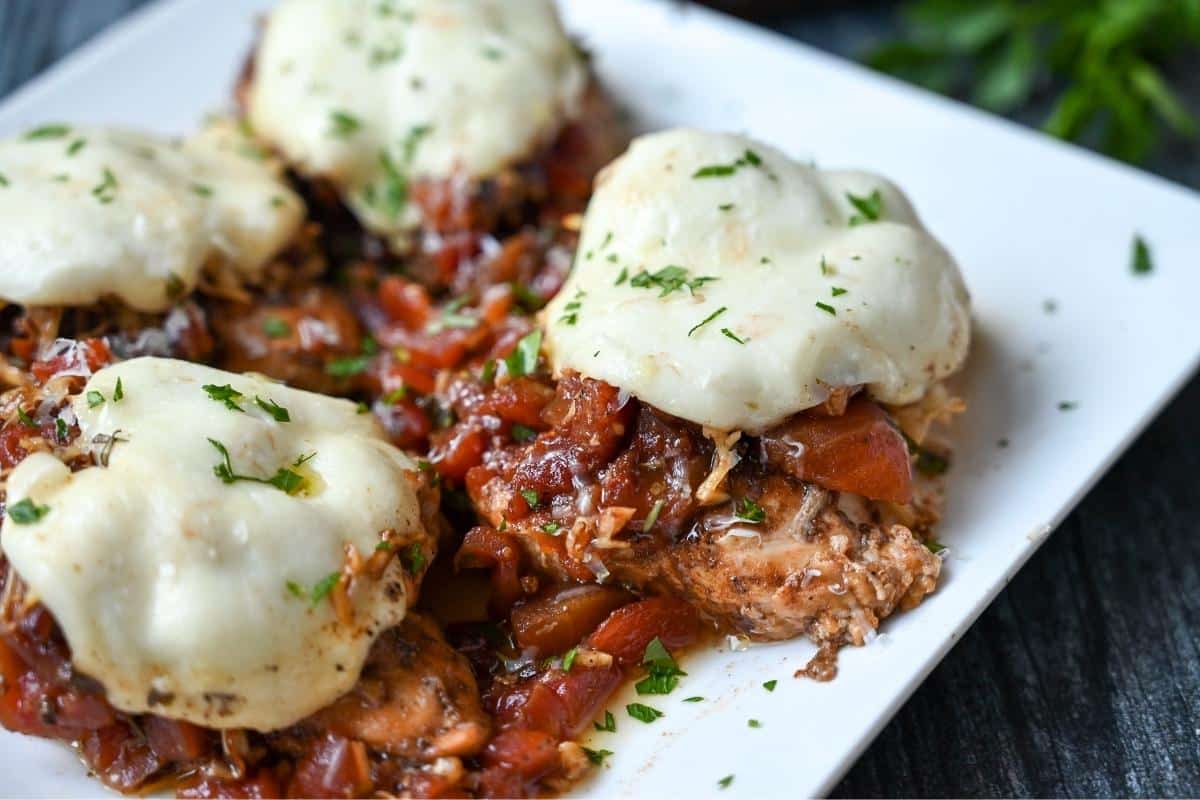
[1,1,1196,796]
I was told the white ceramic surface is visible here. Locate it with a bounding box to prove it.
[1,0,1198,797]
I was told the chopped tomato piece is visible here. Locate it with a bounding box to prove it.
[456,526,526,614]
[510,584,632,658]
[585,596,700,665]
[762,397,913,503]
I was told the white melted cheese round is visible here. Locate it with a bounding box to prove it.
[248,0,586,243]
[0,358,429,731]
[0,121,304,312]
[543,129,971,433]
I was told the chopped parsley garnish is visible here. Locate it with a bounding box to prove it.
[599,230,614,250]
[191,183,213,197]
[24,124,71,140]
[642,499,664,532]
[86,390,105,408]
[263,317,291,338]
[481,46,504,60]
[541,521,561,534]
[558,290,585,326]
[369,41,404,67]
[66,138,87,156]
[562,647,578,672]
[629,265,717,297]
[748,719,763,728]
[92,167,118,204]
[847,189,884,225]
[479,359,497,385]
[925,539,948,555]
[504,330,542,378]
[614,266,629,286]
[815,301,837,316]
[55,417,68,443]
[582,747,612,766]
[16,407,37,429]
[203,383,244,412]
[692,149,767,179]
[208,438,311,495]
[309,571,342,606]
[904,434,950,476]
[1058,401,1078,411]
[820,255,832,276]
[1131,234,1153,275]
[326,354,372,377]
[734,497,766,523]
[255,396,291,422]
[718,203,735,211]
[688,306,727,337]
[512,424,537,443]
[763,679,778,692]
[511,282,544,312]
[718,775,734,789]
[328,110,363,138]
[594,710,617,732]
[7,497,50,524]
[626,702,664,723]
[384,386,407,404]
[720,327,747,344]
[635,637,686,695]
[356,401,371,414]
[683,696,704,702]
[831,286,848,297]
[404,543,426,575]
[520,488,540,508]
[113,378,124,402]
[0,173,8,187]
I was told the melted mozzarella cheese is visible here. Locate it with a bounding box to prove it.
[0,358,430,731]
[248,0,586,245]
[0,120,304,312]
[543,129,971,433]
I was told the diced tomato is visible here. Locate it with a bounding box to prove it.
[429,423,488,482]
[177,770,283,799]
[763,397,913,503]
[79,723,162,793]
[30,338,112,384]
[456,526,526,615]
[510,585,632,658]
[585,597,700,665]
[287,734,373,799]
[142,715,210,762]
[378,276,436,329]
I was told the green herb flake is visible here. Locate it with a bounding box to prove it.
[504,329,542,378]
[286,580,306,600]
[92,167,119,204]
[191,183,213,197]
[582,747,613,766]
[16,407,37,429]
[520,488,540,508]
[734,497,766,523]
[683,696,704,703]
[626,702,664,723]
[720,327,747,344]
[642,499,664,532]
[309,571,341,606]
[328,110,363,138]
[55,417,68,443]
[208,438,310,496]
[86,390,106,408]
[815,301,837,316]
[8,497,50,524]
[24,124,71,141]
[718,202,735,211]
[594,710,617,732]
[255,396,291,422]
[614,266,629,286]
[326,354,371,378]
[846,189,884,225]
[263,317,291,338]
[748,719,763,728]
[925,539,948,555]
[1131,234,1153,275]
[688,306,727,337]
[718,775,734,789]
[66,138,87,156]
[405,542,426,575]
[635,637,687,696]
[763,679,778,692]
[831,286,848,297]
[558,290,585,326]
[479,359,497,385]
[203,383,245,412]
[1058,401,1078,411]
[512,424,537,443]
[0,173,8,187]
[541,521,561,534]
[562,647,578,672]
[356,401,371,414]
[629,265,717,298]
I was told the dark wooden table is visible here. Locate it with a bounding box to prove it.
[2,2,1197,797]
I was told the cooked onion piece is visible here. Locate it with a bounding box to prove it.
[247,0,587,247]
[0,357,431,731]
[543,128,971,433]
[0,121,304,312]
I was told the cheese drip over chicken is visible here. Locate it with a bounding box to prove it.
[1,357,430,731]
[0,121,304,312]
[247,0,586,245]
[543,129,971,433]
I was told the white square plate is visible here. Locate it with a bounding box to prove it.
[2,1,1198,797]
